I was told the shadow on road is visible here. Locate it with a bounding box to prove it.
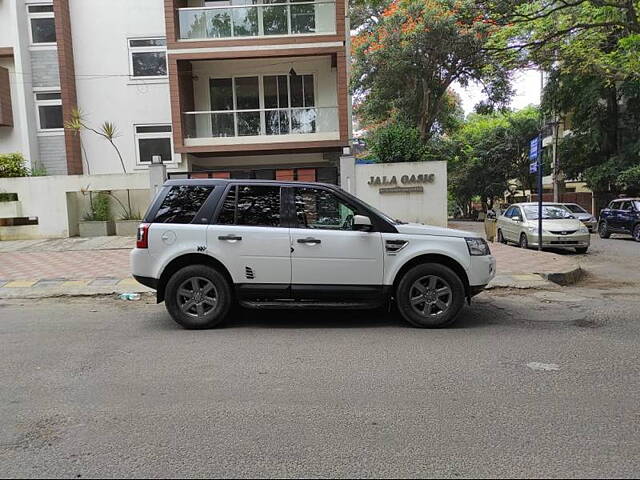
[148,303,493,331]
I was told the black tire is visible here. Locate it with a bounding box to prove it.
[497,229,507,244]
[396,263,466,328]
[598,221,611,239]
[633,224,640,243]
[165,265,232,329]
[575,247,588,254]
[519,233,529,249]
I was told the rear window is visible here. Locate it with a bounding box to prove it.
[152,185,214,224]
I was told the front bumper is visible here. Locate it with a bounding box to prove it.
[527,232,591,249]
[468,254,496,287]
[581,220,597,232]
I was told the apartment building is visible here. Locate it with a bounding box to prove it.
[0,0,351,181]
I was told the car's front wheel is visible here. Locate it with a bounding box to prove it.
[396,263,465,328]
[519,233,529,249]
[633,224,640,242]
[599,221,611,239]
[497,229,507,244]
[165,265,232,329]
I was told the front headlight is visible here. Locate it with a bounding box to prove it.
[579,225,589,233]
[465,237,491,256]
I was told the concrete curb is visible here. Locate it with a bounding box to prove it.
[538,266,584,286]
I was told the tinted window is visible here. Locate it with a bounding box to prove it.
[620,201,632,210]
[31,17,56,43]
[153,186,213,224]
[610,201,622,209]
[215,185,281,227]
[294,187,357,230]
[503,207,515,218]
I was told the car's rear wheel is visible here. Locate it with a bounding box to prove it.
[633,224,640,242]
[165,265,232,329]
[497,229,507,244]
[599,221,611,239]
[396,263,465,328]
[519,233,529,249]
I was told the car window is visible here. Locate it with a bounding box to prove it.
[294,187,357,230]
[610,201,622,210]
[634,201,640,211]
[216,185,281,227]
[503,207,515,218]
[152,185,214,224]
[620,201,632,211]
[565,204,587,214]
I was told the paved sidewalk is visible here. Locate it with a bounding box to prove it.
[0,228,581,298]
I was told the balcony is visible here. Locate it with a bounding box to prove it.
[183,106,339,146]
[177,0,336,41]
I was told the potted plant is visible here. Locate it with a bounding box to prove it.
[79,192,115,237]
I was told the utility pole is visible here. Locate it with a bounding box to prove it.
[551,118,562,203]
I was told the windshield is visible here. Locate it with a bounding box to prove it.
[524,205,575,220]
[564,204,587,214]
[634,201,640,211]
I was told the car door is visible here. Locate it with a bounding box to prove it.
[288,186,384,300]
[206,184,291,299]
[510,206,525,240]
[498,207,514,240]
[617,201,634,232]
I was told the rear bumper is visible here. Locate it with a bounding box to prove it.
[133,275,158,290]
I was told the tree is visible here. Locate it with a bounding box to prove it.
[447,106,540,210]
[351,0,511,140]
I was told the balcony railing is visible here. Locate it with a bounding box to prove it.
[178,1,336,41]
[183,106,338,140]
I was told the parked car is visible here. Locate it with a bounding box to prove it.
[561,203,597,232]
[131,179,496,329]
[496,202,590,253]
[598,198,640,242]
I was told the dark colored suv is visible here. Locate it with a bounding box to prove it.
[598,198,640,242]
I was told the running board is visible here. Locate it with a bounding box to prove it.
[239,300,382,310]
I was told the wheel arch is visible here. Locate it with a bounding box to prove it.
[391,253,471,303]
[156,253,233,303]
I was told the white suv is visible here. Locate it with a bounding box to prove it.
[131,180,495,329]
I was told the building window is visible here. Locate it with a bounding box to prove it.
[35,91,63,131]
[135,125,174,164]
[208,73,316,137]
[128,38,167,78]
[28,4,56,45]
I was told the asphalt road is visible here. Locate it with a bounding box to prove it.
[1,273,639,478]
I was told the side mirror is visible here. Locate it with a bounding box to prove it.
[353,214,372,232]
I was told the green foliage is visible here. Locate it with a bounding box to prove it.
[447,106,540,209]
[30,163,47,177]
[84,193,111,222]
[0,153,30,178]
[542,71,640,194]
[351,0,511,139]
[369,122,426,163]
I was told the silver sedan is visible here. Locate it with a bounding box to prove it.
[496,203,591,253]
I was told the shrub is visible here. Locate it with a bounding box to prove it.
[84,193,111,221]
[0,153,29,178]
[368,122,426,163]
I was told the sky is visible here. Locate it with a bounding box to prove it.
[453,69,543,115]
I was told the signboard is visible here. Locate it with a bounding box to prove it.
[530,162,538,173]
[529,137,540,160]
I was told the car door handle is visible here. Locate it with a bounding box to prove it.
[297,237,321,244]
[218,235,242,241]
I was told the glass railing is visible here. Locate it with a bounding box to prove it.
[183,106,338,139]
[178,1,336,40]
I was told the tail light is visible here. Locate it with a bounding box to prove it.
[136,223,150,249]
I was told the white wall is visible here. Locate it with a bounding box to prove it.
[0,172,151,238]
[342,159,448,227]
[0,0,40,167]
[69,0,181,174]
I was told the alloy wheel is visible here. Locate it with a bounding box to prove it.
[634,225,640,242]
[177,277,218,318]
[520,233,528,249]
[409,275,452,318]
